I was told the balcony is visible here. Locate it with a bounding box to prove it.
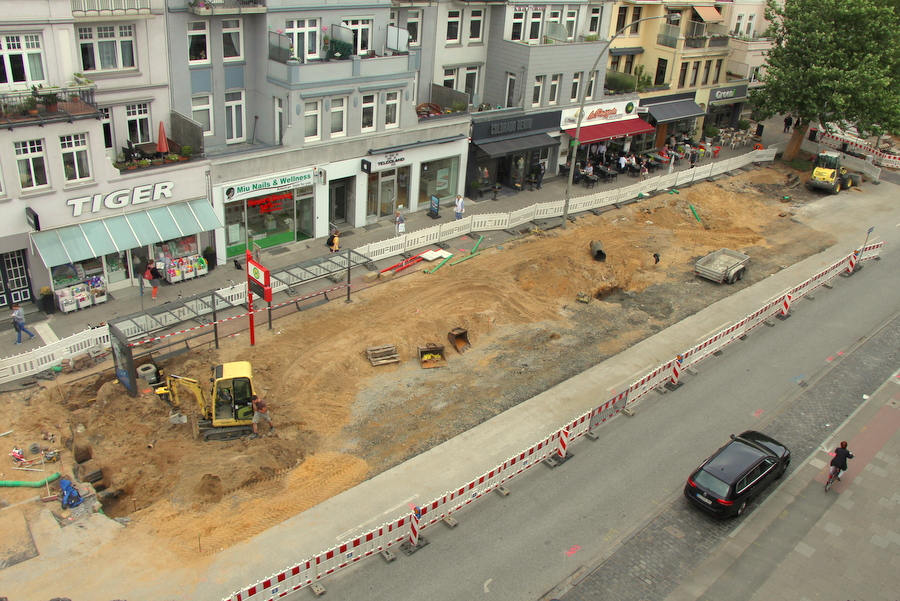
[188,0,266,16]
[0,86,99,130]
[70,0,151,18]
[657,23,679,48]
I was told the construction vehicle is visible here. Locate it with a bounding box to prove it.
[807,150,859,195]
[695,248,750,284]
[156,361,257,441]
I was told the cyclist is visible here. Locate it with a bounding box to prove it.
[830,441,854,481]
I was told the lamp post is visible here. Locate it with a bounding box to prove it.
[562,12,681,229]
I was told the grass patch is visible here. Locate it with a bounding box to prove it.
[775,150,815,172]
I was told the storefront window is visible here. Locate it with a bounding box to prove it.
[224,183,314,257]
[419,156,458,206]
[105,251,128,284]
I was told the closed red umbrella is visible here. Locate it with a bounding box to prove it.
[157,121,170,155]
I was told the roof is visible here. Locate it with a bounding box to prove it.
[701,439,768,483]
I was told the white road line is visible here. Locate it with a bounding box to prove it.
[33,322,59,344]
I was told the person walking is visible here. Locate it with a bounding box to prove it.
[326,229,340,253]
[394,211,406,236]
[453,195,465,220]
[249,393,274,438]
[10,303,36,345]
[783,115,793,133]
[145,260,163,300]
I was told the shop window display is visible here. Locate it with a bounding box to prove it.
[153,235,208,284]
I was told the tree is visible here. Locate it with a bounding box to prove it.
[751,0,900,160]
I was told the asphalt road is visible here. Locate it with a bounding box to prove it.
[292,185,900,601]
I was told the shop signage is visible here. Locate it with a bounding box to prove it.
[712,84,748,102]
[248,192,290,214]
[471,110,561,142]
[562,100,636,126]
[26,207,41,231]
[375,152,406,167]
[67,181,174,217]
[226,170,313,202]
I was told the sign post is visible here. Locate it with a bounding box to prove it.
[246,252,273,346]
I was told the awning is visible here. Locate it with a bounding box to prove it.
[474,132,557,158]
[609,46,645,57]
[563,117,655,143]
[710,95,748,106]
[646,100,706,123]
[31,199,222,268]
[694,6,724,22]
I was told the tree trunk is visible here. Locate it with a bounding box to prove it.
[782,122,809,162]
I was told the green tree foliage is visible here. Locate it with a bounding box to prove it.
[751,0,900,160]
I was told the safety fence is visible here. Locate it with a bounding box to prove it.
[222,240,884,601]
[0,145,775,385]
[818,131,898,171]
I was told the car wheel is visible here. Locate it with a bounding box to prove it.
[736,500,748,516]
[736,268,744,281]
[831,181,841,195]
[776,460,790,479]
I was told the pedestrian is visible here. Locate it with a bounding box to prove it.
[249,393,274,438]
[326,229,340,253]
[830,440,853,481]
[536,161,546,190]
[639,162,649,181]
[689,148,698,169]
[783,115,793,133]
[394,210,406,236]
[598,141,607,163]
[453,195,465,220]
[144,260,163,300]
[10,303,36,345]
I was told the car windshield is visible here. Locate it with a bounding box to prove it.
[695,468,730,498]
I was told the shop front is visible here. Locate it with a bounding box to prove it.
[469,110,562,192]
[559,99,655,167]
[216,169,317,258]
[30,177,222,311]
[703,83,749,129]
[640,93,707,148]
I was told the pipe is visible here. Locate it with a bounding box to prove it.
[0,472,61,488]
[470,235,484,254]
[425,254,453,274]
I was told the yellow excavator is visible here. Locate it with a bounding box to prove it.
[807,150,859,195]
[155,361,257,441]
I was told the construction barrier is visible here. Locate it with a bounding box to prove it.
[223,240,884,601]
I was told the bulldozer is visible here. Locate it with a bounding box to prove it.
[807,150,859,195]
[155,361,257,441]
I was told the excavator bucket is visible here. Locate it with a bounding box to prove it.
[418,343,447,368]
[447,328,471,354]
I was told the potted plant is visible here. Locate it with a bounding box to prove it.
[126,160,139,170]
[180,145,193,160]
[40,286,56,315]
[737,119,751,132]
[137,158,151,168]
[24,96,38,115]
[703,124,719,143]
[164,153,179,163]
[202,245,217,271]
[41,90,60,113]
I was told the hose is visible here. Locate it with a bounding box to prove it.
[0,472,61,488]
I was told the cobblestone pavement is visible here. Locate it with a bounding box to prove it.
[558,310,900,601]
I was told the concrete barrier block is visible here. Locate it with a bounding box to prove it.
[363,271,379,283]
[379,270,395,281]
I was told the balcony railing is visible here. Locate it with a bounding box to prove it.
[657,23,679,48]
[684,37,707,48]
[0,86,99,130]
[188,0,267,15]
[71,0,150,12]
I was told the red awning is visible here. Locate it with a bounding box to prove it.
[563,117,655,143]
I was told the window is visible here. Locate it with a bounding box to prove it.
[443,68,457,89]
[192,94,213,135]
[629,7,642,34]
[330,97,346,136]
[714,59,723,84]
[188,22,208,63]
[505,73,516,107]
[447,10,461,42]
[285,19,320,62]
[549,74,560,105]
[589,7,602,34]
[690,61,700,87]
[304,100,320,140]
[528,11,542,42]
[609,55,621,72]
[702,60,712,85]
[99,107,113,149]
[406,11,421,46]
[678,63,689,88]
[469,9,483,41]
[361,94,375,131]
[275,97,284,144]
[1,34,46,86]
[750,66,762,83]
[225,91,245,143]
[464,66,478,98]
[571,72,581,101]
[511,12,525,41]
[15,140,48,190]
[623,54,635,75]
[746,14,755,36]
[532,75,544,106]
[565,10,577,39]
[585,71,597,99]
[734,14,744,36]
[654,58,668,86]
[60,134,91,182]
[126,102,150,143]
[78,25,135,72]
[385,91,399,128]
[222,19,242,61]
[342,19,372,55]
[616,7,628,32]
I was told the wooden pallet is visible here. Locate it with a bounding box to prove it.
[366,344,400,366]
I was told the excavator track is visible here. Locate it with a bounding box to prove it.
[202,426,252,442]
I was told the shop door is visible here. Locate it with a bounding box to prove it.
[296,196,314,240]
[0,250,32,307]
[379,176,396,218]
[329,181,349,225]
[396,165,410,209]
[129,247,150,287]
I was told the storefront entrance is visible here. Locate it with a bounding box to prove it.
[329,178,352,225]
[0,250,32,307]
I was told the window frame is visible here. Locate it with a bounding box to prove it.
[571,72,581,101]
[469,9,484,42]
[527,11,542,43]
[548,74,560,105]
[654,58,668,86]
[224,90,246,144]
[14,139,49,191]
[99,107,113,150]
[384,91,399,129]
[126,102,151,144]
[330,96,347,137]
[629,7,643,34]
[690,61,700,87]
[511,11,525,41]
[188,21,209,64]
[616,6,628,32]
[505,72,516,108]
[588,7,602,34]
[406,10,421,46]
[532,75,545,107]
[702,60,712,86]
[304,99,321,141]
[222,19,243,62]
[678,62,689,88]
[361,93,376,132]
[446,10,461,43]
[714,59,723,84]
[342,18,372,55]
[1,33,47,88]
[192,93,214,136]
[285,18,320,63]
[78,25,135,73]
[60,133,92,183]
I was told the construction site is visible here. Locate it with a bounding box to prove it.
[1,163,848,594]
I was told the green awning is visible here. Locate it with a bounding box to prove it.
[31,199,222,268]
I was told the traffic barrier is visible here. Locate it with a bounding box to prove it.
[780,294,792,317]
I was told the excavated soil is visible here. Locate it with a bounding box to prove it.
[1,165,845,566]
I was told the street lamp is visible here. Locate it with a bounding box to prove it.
[562,12,681,229]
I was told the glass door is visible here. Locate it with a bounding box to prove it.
[379,174,396,218]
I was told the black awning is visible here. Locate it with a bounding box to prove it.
[647,100,706,123]
[474,133,557,158]
[609,47,645,57]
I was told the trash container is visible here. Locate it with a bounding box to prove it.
[755,124,764,137]
[808,128,818,142]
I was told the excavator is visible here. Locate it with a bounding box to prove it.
[807,150,859,195]
[155,361,257,441]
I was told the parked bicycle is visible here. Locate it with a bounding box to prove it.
[824,441,853,492]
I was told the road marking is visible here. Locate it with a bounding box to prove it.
[791,375,807,384]
[753,409,764,418]
[484,578,492,593]
[566,545,581,556]
[826,356,834,362]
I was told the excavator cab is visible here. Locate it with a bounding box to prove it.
[209,361,255,428]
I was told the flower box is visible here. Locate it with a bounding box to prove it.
[76,295,93,310]
[196,266,208,277]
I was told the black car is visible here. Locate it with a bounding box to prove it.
[684,430,791,518]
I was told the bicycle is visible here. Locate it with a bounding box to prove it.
[824,465,840,492]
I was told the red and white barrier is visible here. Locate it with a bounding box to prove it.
[557,427,569,458]
[780,293,792,317]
